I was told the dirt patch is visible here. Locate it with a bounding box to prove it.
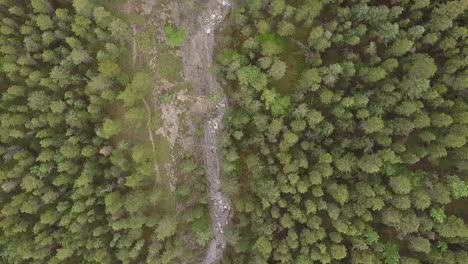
[123,1,134,14]
[131,25,140,67]
[141,0,156,15]
[177,93,212,114]
[154,82,180,147]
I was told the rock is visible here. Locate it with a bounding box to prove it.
[99,146,113,156]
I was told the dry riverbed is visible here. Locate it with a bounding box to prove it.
[172,0,233,263]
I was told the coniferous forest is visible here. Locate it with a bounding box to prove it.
[0,1,211,263]
[1,0,468,264]
[218,0,468,263]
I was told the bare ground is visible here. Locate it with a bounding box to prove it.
[172,0,233,263]
[136,0,196,191]
[124,0,233,262]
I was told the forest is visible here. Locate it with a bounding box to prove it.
[0,0,211,263]
[217,0,468,263]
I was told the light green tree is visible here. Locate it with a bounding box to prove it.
[361,116,384,134]
[389,176,412,195]
[101,119,121,139]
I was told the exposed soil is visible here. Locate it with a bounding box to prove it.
[172,0,233,263]
[124,0,233,261]
[136,0,197,192]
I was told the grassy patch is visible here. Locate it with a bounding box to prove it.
[154,135,171,171]
[164,25,188,47]
[273,39,306,95]
[100,0,177,193]
[99,0,145,24]
[154,41,184,82]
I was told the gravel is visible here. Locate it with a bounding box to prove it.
[172,0,233,263]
